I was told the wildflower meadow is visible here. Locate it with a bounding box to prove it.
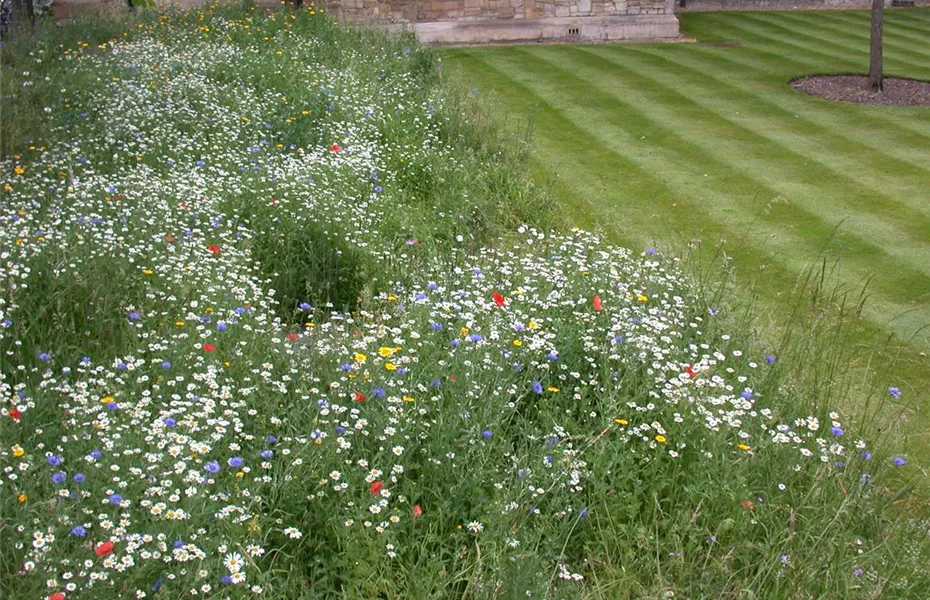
[2,3,929,599]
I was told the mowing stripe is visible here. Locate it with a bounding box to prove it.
[730,13,929,74]
[562,45,930,264]
[757,12,930,64]
[487,46,930,308]
[826,10,930,44]
[615,44,930,210]
[632,44,930,173]
[691,12,922,76]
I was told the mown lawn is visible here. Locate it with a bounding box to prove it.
[442,9,930,429]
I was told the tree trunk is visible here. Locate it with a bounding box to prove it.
[8,0,35,30]
[869,0,884,92]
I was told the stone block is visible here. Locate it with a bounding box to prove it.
[554,4,570,15]
[578,0,592,10]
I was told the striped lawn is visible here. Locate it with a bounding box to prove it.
[442,10,930,428]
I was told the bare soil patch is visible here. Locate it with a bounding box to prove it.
[791,75,930,106]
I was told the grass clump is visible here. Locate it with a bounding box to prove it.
[1,3,928,599]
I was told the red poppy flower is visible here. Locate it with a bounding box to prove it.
[9,407,21,422]
[741,500,755,511]
[94,541,115,557]
[164,235,174,242]
[592,295,603,311]
[685,365,697,378]
[330,143,341,153]
[203,344,215,353]
[370,481,383,494]
[48,593,66,600]
[492,292,505,308]
[352,391,366,403]
[207,244,221,255]
[413,504,423,517]
[286,333,300,341]
[449,375,457,382]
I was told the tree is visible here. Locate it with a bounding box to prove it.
[8,0,35,30]
[869,0,884,92]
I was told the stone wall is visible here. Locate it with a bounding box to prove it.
[328,0,679,43]
[331,0,669,22]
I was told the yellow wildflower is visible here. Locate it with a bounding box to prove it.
[655,435,667,444]
[354,353,367,363]
[377,347,394,358]
[11,444,25,457]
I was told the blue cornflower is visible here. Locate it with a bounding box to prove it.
[39,352,50,362]
[298,302,311,311]
[893,456,907,467]
[469,334,483,343]
[889,387,901,399]
[228,456,244,468]
[152,578,165,592]
[546,351,558,361]
[338,363,352,371]
[260,450,274,459]
[543,455,553,466]
[47,455,62,467]
[266,435,278,444]
[106,402,119,411]
[221,575,233,585]
[830,426,843,437]
[861,451,872,461]
[431,322,443,331]
[163,418,177,428]
[89,450,102,461]
[51,472,67,485]
[613,335,624,343]
[128,312,141,321]
[740,390,753,400]
[646,248,656,255]
[427,281,438,290]
[173,540,184,548]
[335,426,345,434]
[73,473,85,484]
[71,525,87,537]
[578,507,589,519]
[532,381,544,394]
[200,315,212,323]
[708,307,719,316]
[415,292,427,301]
[513,362,524,372]
[397,368,408,375]
[374,186,382,194]
[195,160,205,167]
[371,388,386,398]
[205,461,221,473]
[430,379,442,387]
[450,340,461,347]
[161,361,171,370]
[482,430,493,439]
[108,493,122,505]
[216,322,228,331]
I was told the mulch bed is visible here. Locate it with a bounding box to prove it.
[791,75,930,106]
